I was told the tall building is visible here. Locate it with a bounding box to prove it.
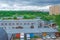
[49,5,60,15]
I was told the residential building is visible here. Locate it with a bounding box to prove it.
[49,5,60,15]
[0,17,58,40]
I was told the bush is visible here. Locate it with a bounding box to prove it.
[33,36,40,38]
[13,16,17,19]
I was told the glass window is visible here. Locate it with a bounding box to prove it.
[28,23,29,25]
[9,23,11,25]
[40,23,42,27]
[12,23,15,25]
[12,27,15,29]
[38,26,41,28]
[16,23,19,25]
[5,23,7,25]
[1,23,4,25]
[31,23,34,25]
[30,25,34,29]
[16,26,23,29]
[24,23,26,25]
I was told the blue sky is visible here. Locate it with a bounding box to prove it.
[0,0,60,11]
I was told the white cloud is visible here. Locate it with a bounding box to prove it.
[0,3,51,11]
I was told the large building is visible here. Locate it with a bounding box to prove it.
[0,17,58,40]
[49,5,60,15]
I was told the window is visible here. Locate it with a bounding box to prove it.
[38,23,42,28]
[9,23,11,25]
[1,23,4,25]
[40,23,42,27]
[16,23,19,25]
[24,23,26,25]
[28,23,29,25]
[31,23,34,25]
[12,23,15,25]
[38,26,41,28]
[16,26,23,29]
[12,27,15,29]
[30,25,34,29]
[5,23,7,25]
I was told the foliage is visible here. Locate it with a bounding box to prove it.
[33,36,40,38]
[13,16,17,19]
[0,11,49,19]
[54,15,60,32]
[54,15,60,26]
[23,15,36,19]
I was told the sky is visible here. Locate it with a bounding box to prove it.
[0,0,60,11]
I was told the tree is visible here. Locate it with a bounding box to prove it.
[23,15,36,19]
[40,15,53,21]
[54,15,60,32]
[33,36,40,38]
[23,15,30,19]
[13,16,17,19]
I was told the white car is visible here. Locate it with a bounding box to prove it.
[46,35,50,38]
[20,33,24,39]
[50,35,56,38]
[26,34,30,38]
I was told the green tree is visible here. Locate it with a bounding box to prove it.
[23,15,36,19]
[54,15,60,32]
[40,15,53,21]
[33,36,40,38]
[13,16,17,19]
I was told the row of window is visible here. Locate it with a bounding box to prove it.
[2,25,34,29]
[2,25,50,29]
[0,23,35,26]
